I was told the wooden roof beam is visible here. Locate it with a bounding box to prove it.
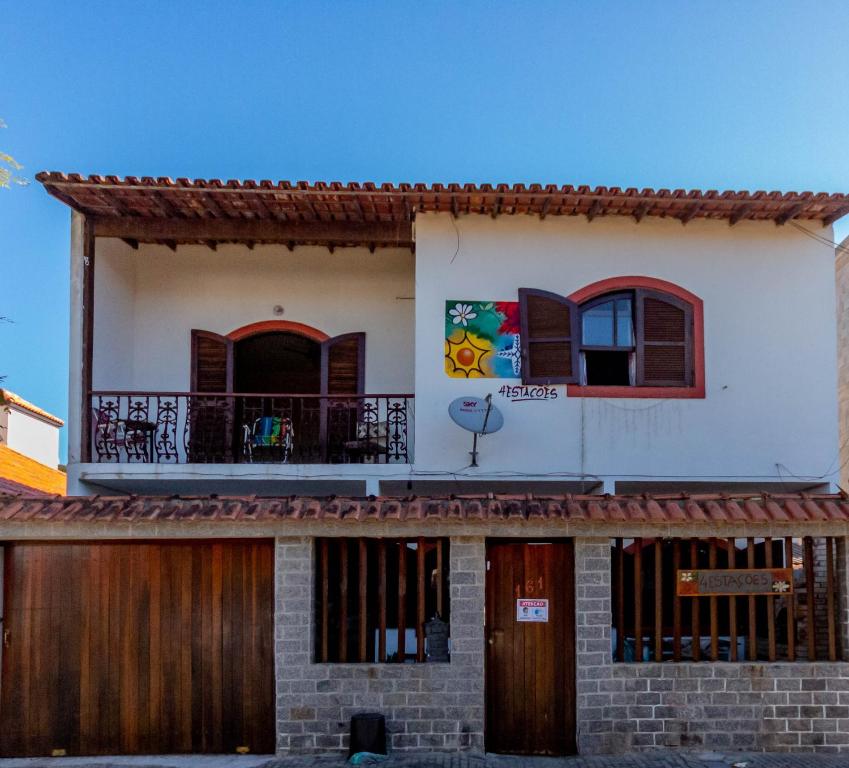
[679,203,703,226]
[586,199,603,222]
[774,202,806,226]
[89,215,413,247]
[632,202,650,223]
[121,238,139,250]
[729,203,754,226]
[823,205,849,227]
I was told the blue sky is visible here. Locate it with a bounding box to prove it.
[2,1,849,462]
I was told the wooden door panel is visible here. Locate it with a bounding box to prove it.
[0,541,275,757]
[486,541,576,755]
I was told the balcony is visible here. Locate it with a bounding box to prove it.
[89,392,413,465]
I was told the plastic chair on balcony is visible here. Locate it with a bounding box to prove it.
[242,415,294,463]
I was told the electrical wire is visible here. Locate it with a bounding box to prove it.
[790,222,849,254]
[448,213,461,264]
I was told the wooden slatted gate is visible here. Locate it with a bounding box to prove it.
[0,541,275,757]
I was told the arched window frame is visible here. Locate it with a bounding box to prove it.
[517,276,705,399]
[567,276,704,399]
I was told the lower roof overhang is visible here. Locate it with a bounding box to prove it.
[1,492,848,540]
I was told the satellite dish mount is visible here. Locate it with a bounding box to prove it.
[448,394,505,467]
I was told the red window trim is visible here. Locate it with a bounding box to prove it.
[565,276,705,399]
[226,319,330,343]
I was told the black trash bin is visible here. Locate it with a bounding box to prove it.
[349,712,386,756]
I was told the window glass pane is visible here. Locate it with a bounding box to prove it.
[582,300,615,346]
[615,298,634,346]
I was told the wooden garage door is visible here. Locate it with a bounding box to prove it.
[0,540,275,757]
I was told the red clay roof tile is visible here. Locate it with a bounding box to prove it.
[0,493,848,527]
[35,173,849,249]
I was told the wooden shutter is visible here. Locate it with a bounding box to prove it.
[635,290,693,386]
[321,332,366,395]
[518,288,579,384]
[190,330,233,392]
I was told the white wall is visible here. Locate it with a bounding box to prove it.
[4,408,60,467]
[414,213,839,488]
[92,240,415,393]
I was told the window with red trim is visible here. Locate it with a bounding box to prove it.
[519,285,696,392]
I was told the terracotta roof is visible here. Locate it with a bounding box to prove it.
[0,477,51,496]
[1,389,64,426]
[0,446,66,496]
[1,492,847,526]
[36,173,849,250]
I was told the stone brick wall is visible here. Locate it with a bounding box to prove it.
[574,537,849,755]
[607,662,849,753]
[274,536,485,754]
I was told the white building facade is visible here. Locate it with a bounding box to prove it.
[1,175,848,758]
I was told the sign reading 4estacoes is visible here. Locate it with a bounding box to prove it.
[677,568,793,596]
[516,598,549,622]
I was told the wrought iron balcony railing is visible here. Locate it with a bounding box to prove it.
[89,392,413,465]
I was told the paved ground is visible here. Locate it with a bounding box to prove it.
[1,752,848,768]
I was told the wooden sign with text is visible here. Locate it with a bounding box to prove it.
[677,568,793,596]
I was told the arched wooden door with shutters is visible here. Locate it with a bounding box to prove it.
[189,327,365,462]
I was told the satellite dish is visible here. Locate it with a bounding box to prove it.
[449,394,504,466]
[449,395,504,434]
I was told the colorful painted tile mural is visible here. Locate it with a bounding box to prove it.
[444,300,521,378]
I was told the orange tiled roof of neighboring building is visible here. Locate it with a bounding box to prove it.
[0,492,846,525]
[0,445,66,496]
[1,389,64,426]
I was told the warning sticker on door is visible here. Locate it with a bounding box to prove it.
[516,598,549,622]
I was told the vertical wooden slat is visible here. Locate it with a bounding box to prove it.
[436,540,444,618]
[804,536,817,662]
[826,537,837,662]
[672,539,681,662]
[616,539,625,663]
[654,539,662,662]
[690,539,700,661]
[397,541,407,663]
[634,538,643,663]
[378,540,387,663]
[747,537,757,661]
[784,537,796,662]
[338,540,348,663]
[358,539,368,663]
[319,539,329,663]
[765,537,776,662]
[417,537,426,662]
[709,539,718,661]
[727,538,737,662]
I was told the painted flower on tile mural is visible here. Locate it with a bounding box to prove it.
[772,580,790,593]
[449,302,477,326]
[679,571,696,582]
